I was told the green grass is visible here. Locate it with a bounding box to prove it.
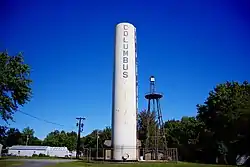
[45,161,236,167]
[0,161,23,167]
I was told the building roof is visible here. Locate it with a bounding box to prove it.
[8,145,49,150]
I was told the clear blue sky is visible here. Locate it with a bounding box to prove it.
[1,0,250,139]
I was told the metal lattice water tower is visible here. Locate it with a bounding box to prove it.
[145,76,167,160]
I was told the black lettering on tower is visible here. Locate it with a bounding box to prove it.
[122,24,129,78]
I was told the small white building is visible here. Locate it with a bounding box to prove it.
[8,145,70,157]
[8,145,49,157]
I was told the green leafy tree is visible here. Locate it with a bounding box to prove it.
[0,126,7,145]
[99,127,111,148]
[81,127,111,157]
[137,109,157,148]
[164,117,205,162]
[197,81,250,164]
[82,129,100,149]
[29,137,42,146]
[21,127,41,146]
[0,51,32,122]
[22,127,34,137]
[164,119,182,147]
[1,127,42,147]
[43,130,61,147]
[64,131,77,151]
[43,130,77,151]
[5,128,23,147]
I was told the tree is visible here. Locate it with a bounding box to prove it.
[0,51,32,122]
[80,127,111,158]
[197,81,250,164]
[43,130,77,151]
[43,130,61,147]
[22,127,37,145]
[0,126,7,145]
[82,129,100,149]
[164,119,182,147]
[164,117,205,162]
[43,130,60,147]
[22,127,34,137]
[65,131,77,151]
[29,137,42,146]
[98,126,111,148]
[4,128,23,147]
[137,109,157,148]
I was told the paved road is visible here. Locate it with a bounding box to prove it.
[6,159,77,167]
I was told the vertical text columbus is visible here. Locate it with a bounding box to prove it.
[122,25,129,78]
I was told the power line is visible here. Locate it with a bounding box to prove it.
[17,110,65,127]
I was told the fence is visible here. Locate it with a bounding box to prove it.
[79,147,178,162]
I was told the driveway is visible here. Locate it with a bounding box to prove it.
[6,159,77,167]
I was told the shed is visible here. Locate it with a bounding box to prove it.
[8,145,49,157]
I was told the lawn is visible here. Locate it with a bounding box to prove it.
[0,161,23,167]
[45,161,236,167]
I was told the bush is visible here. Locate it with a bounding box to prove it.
[32,154,38,157]
[38,153,49,157]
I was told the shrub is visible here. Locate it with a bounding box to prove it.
[38,153,49,157]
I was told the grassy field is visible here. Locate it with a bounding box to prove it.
[46,161,236,167]
[0,161,23,167]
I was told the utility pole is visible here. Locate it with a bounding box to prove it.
[76,117,86,159]
[96,131,99,159]
[26,135,29,146]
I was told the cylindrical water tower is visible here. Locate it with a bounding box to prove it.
[111,22,138,161]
